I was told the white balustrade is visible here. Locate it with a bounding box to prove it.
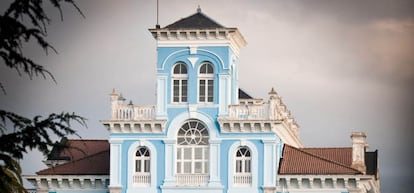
[133,173,151,185]
[114,105,155,120]
[176,174,209,186]
[234,174,252,185]
[228,104,270,120]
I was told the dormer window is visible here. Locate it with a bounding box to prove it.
[172,62,188,103]
[198,62,214,103]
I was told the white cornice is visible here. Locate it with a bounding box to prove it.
[24,175,109,190]
[149,28,246,57]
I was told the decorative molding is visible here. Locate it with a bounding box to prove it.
[24,175,109,191]
[187,57,199,68]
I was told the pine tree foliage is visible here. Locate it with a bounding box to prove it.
[0,0,85,192]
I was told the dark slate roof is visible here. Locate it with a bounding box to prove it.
[279,144,362,175]
[365,150,378,176]
[164,10,224,29]
[238,89,253,99]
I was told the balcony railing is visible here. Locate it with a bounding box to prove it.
[228,104,270,120]
[113,105,155,120]
[133,173,151,185]
[176,174,209,186]
[234,174,252,185]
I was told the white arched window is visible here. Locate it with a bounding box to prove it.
[234,146,252,186]
[172,62,188,103]
[134,147,150,185]
[198,62,214,103]
[176,120,209,186]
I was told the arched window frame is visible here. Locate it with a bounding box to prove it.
[176,119,210,186]
[135,147,150,174]
[127,141,157,191]
[172,62,188,103]
[198,62,214,103]
[235,147,251,174]
[228,141,258,190]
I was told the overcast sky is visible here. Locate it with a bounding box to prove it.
[1,0,413,192]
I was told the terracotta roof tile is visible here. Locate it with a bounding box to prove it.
[38,139,110,175]
[37,149,109,175]
[279,144,361,175]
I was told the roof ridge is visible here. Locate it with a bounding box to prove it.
[67,139,108,141]
[284,144,361,174]
[302,146,352,150]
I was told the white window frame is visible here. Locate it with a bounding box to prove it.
[176,120,210,186]
[127,141,157,193]
[228,141,258,192]
[172,62,188,103]
[198,62,214,103]
[234,147,252,186]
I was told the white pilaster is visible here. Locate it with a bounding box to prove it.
[218,74,231,116]
[163,139,176,186]
[209,139,222,187]
[262,139,277,187]
[109,139,123,189]
[156,74,168,119]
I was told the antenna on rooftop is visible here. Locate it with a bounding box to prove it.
[156,0,160,29]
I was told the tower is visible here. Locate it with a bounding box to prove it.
[149,7,247,119]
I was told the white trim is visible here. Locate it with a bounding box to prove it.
[127,140,157,193]
[109,141,122,187]
[227,140,259,193]
[163,112,222,188]
[24,175,109,191]
[159,48,225,71]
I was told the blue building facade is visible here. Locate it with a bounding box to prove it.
[103,8,301,193]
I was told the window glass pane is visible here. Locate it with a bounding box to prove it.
[236,160,242,173]
[194,148,203,159]
[199,80,206,101]
[245,160,251,173]
[184,162,191,173]
[173,80,179,102]
[136,160,141,172]
[177,162,181,173]
[174,63,187,74]
[177,148,181,159]
[182,80,187,102]
[204,148,209,159]
[195,162,202,173]
[181,64,187,74]
[144,160,150,172]
[207,80,214,102]
[204,161,209,173]
[174,65,180,74]
[200,64,206,73]
[184,148,192,159]
[207,64,213,73]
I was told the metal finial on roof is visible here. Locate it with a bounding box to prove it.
[268,87,278,95]
[197,5,201,13]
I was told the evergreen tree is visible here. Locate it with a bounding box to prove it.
[0,0,85,192]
